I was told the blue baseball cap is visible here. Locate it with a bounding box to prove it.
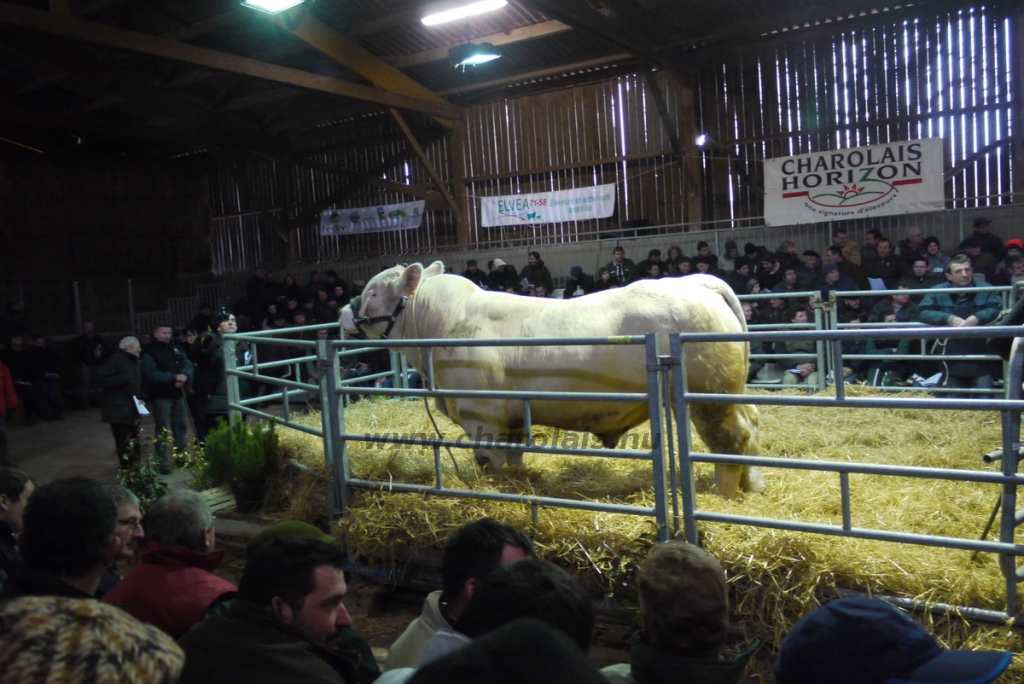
[774,598,1011,684]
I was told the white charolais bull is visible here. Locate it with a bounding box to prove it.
[343,261,763,498]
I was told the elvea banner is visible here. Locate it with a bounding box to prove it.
[480,184,617,227]
[320,200,426,235]
[764,138,944,226]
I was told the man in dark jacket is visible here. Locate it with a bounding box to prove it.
[0,477,120,600]
[142,324,194,475]
[178,537,363,684]
[563,266,595,298]
[99,337,143,468]
[916,256,1002,397]
[606,246,636,285]
[487,259,519,293]
[460,260,489,289]
[957,217,1005,260]
[519,251,554,294]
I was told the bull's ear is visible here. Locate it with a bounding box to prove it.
[423,261,445,279]
[398,263,424,296]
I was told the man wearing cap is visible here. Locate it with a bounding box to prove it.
[993,239,1024,285]
[774,597,1010,684]
[563,266,595,298]
[178,536,362,684]
[958,217,1005,260]
[460,260,488,289]
[487,258,518,292]
[796,251,822,289]
[603,541,758,684]
[817,262,859,298]
[924,236,949,274]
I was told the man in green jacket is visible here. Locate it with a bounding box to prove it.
[915,256,1003,398]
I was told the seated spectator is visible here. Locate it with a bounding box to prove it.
[867,313,915,386]
[190,303,214,333]
[533,284,553,298]
[695,242,719,271]
[664,245,686,275]
[0,596,184,683]
[774,267,803,294]
[594,267,618,292]
[777,240,797,255]
[646,263,665,280]
[778,309,818,387]
[741,304,767,382]
[406,618,606,684]
[836,294,867,324]
[633,249,665,282]
[178,536,362,684]
[488,259,519,292]
[304,271,323,303]
[824,244,861,283]
[1,477,119,599]
[520,251,554,294]
[563,266,595,298]
[719,241,740,273]
[352,279,367,297]
[606,246,636,285]
[283,274,305,304]
[380,559,595,684]
[861,229,883,266]
[916,256,1001,398]
[864,238,903,289]
[817,262,858,299]
[677,257,693,276]
[924,235,949,274]
[602,541,758,684]
[868,285,917,323]
[901,256,943,293]
[774,597,1010,684]
[992,244,1024,286]
[797,250,822,289]
[725,258,754,295]
[832,227,861,266]
[898,226,927,267]
[759,251,781,289]
[961,236,997,282]
[461,260,488,289]
[103,490,236,638]
[759,295,789,325]
[385,518,533,671]
[96,484,144,599]
[0,467,32,591]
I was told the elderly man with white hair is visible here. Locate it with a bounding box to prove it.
[98,336,143,468]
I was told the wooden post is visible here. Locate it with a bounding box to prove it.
[449,119,471,246]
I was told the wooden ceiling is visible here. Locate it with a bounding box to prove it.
[0,0,961,161]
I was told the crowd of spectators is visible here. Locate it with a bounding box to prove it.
[0,484,1011,684]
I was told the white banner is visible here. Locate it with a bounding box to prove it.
[764,138,944,226]
[480,183,617,227]
[320,200,426,235]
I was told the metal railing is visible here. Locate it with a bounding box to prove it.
[222,321,1024,619]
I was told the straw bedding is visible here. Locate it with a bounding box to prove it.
[273,387,1024,680]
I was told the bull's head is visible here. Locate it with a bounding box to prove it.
[345,261,445,339]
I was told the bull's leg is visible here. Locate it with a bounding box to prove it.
[689,401,761,499]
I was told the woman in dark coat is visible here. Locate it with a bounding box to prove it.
[192,311,252,439]
[99,336,143,467]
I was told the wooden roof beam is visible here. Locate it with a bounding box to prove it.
[0,1,463,121]
[270,13,459,129]
[386,20,573,70]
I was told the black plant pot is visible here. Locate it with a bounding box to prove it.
[231,479,266,514]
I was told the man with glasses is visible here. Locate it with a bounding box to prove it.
[97,485,144,598]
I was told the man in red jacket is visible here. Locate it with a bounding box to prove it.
[0,361,16,465]
[103,490,236,638]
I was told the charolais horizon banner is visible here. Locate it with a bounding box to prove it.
[764,138,944,226]
[320,200,426,235]
[480,183,617,227]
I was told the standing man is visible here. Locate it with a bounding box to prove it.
[99,337,144,468]
[73,322,107,408]
[141,324,194,475]
[916,256,1002,397]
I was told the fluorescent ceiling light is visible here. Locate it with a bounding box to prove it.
[241,0,304,14]
[450,43,502,69]
[422,0,507,27]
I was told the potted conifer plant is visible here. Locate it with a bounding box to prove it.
[202,415,280,514]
